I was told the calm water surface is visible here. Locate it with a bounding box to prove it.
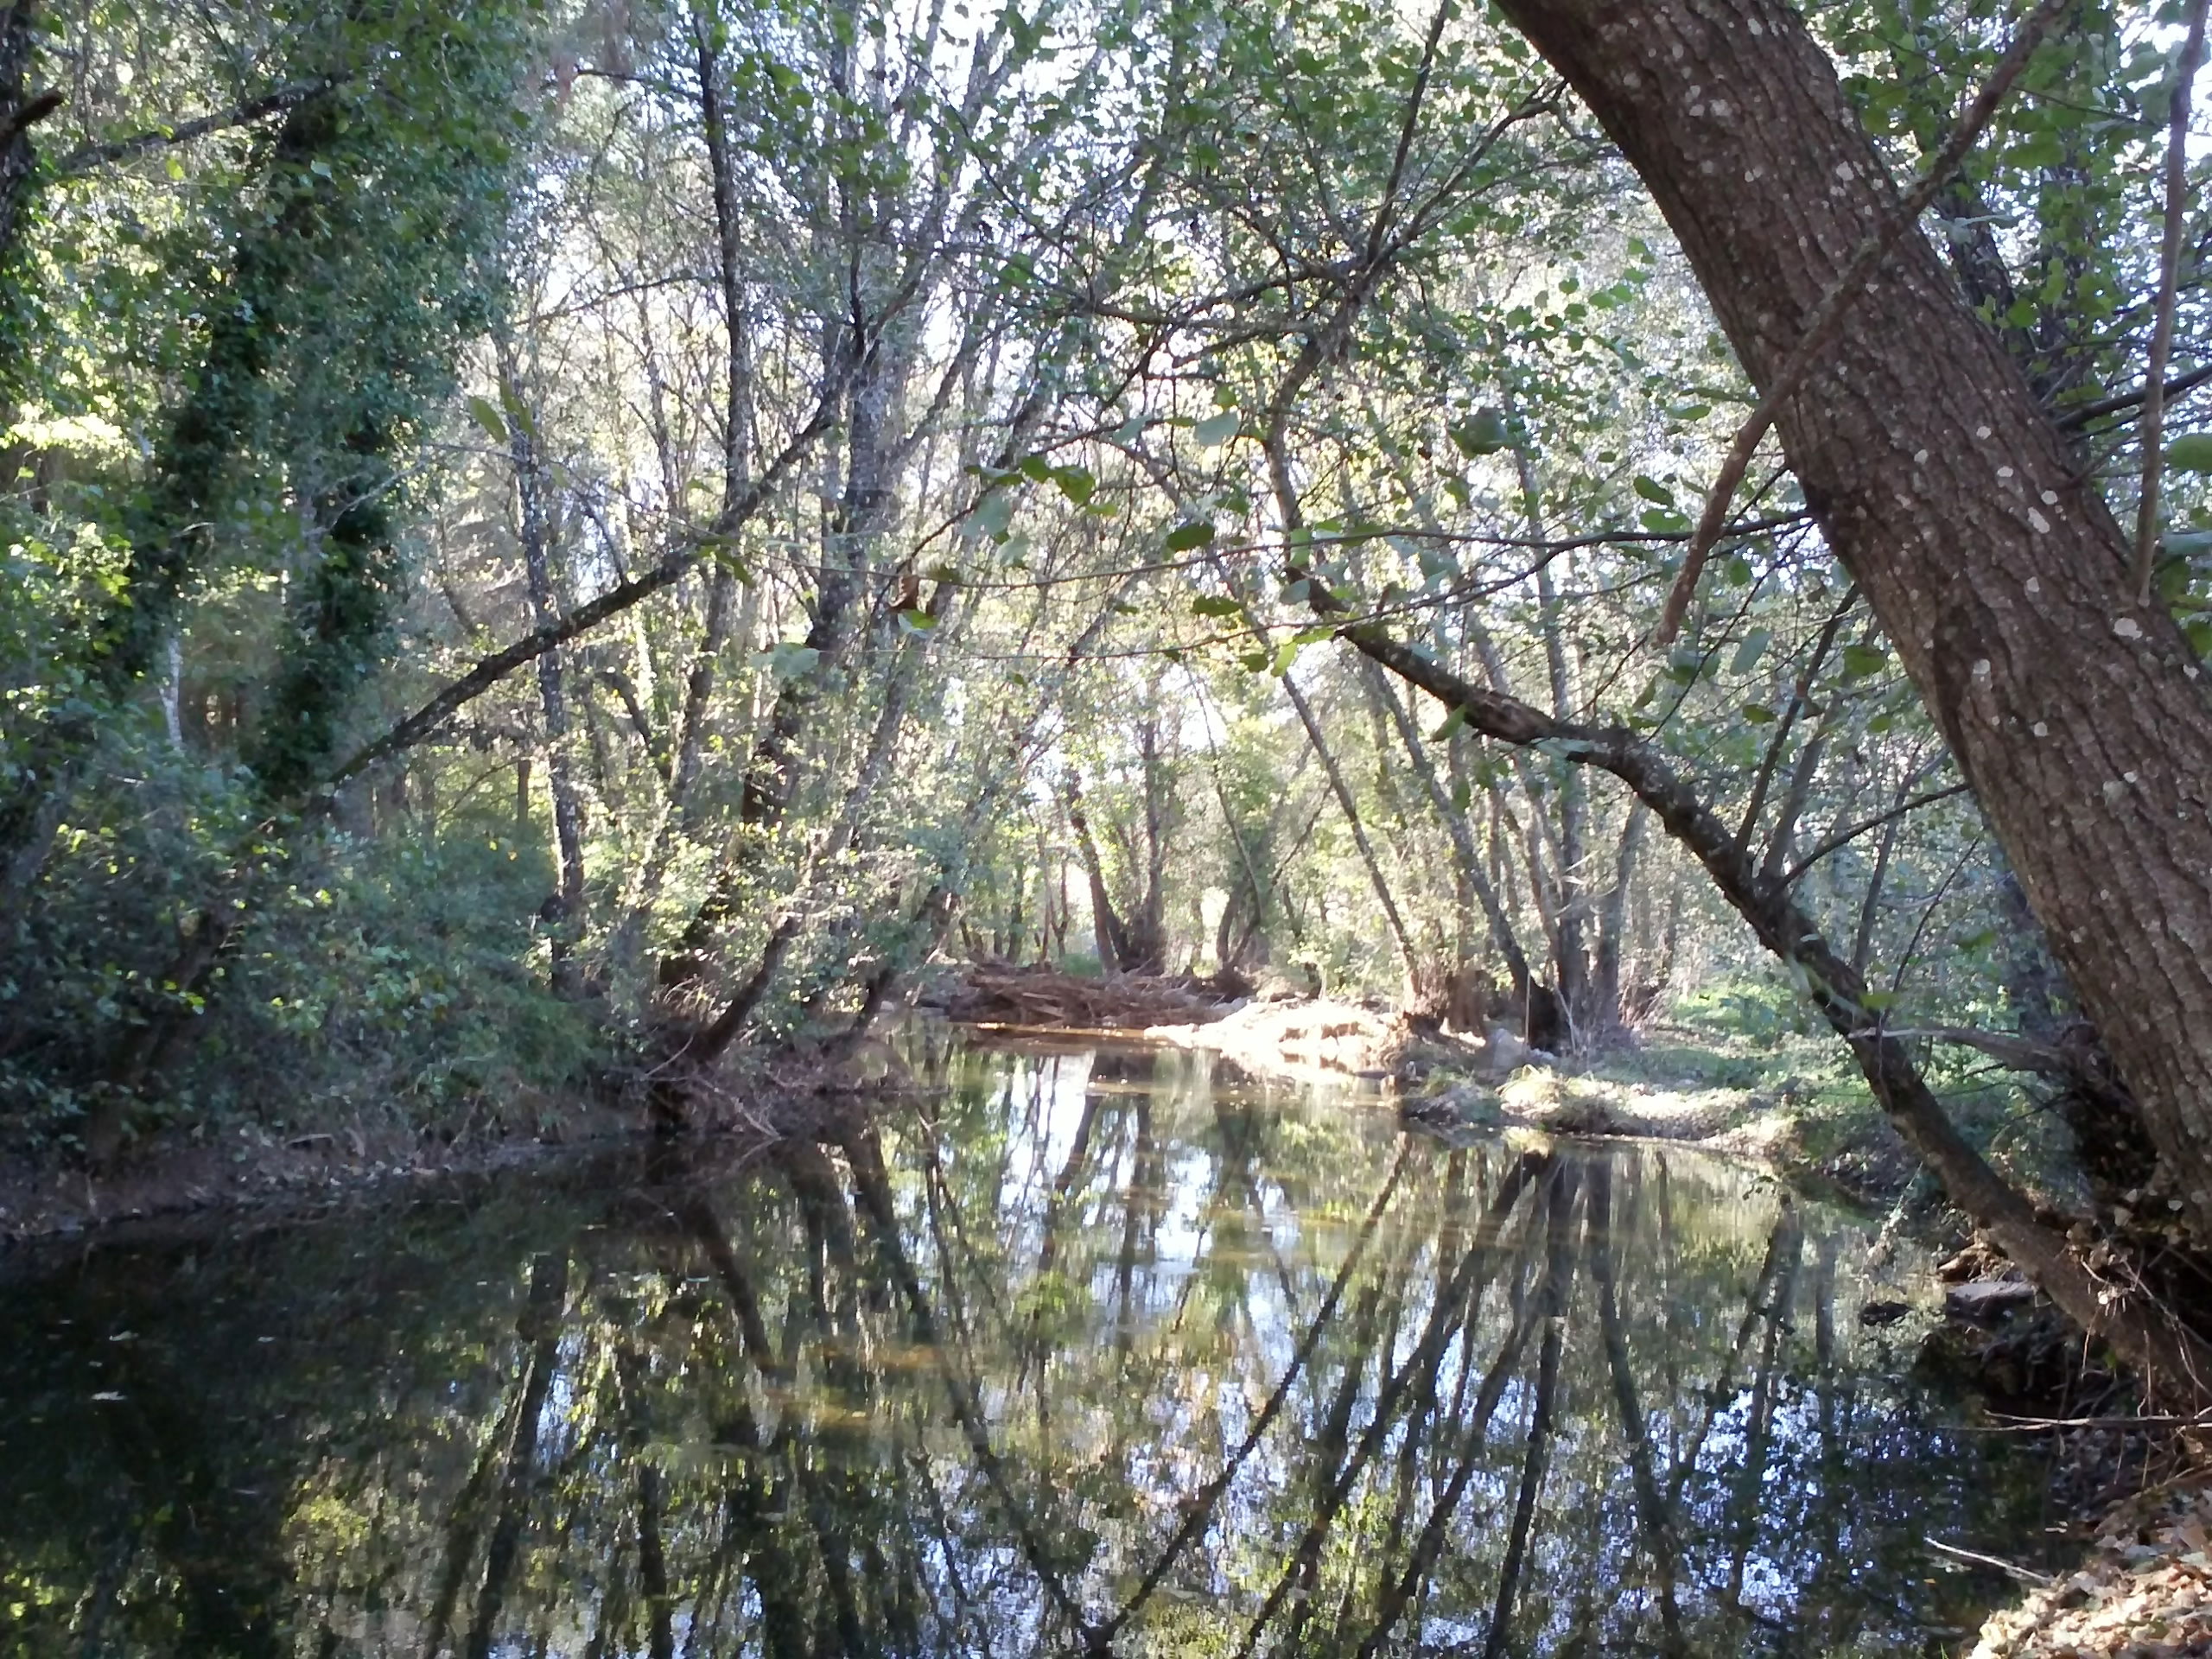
[0,1037,2056,1656]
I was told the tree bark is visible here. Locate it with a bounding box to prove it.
[0,2,57,285]
[1496,0,2212,1239]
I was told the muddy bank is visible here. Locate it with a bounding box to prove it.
[0,1104,639,1251]
[937,967,1918,1205]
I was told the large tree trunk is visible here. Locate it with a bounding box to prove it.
[1497,0,2212,1237]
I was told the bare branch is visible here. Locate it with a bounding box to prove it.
[1778,782,1973,886]
[53,78,340,176]
[329,369,848,786]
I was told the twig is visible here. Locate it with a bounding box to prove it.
[2132,0,2211,607]
[2058,360,2212,429]
[1777,782,1973,886]
[1653,0,2075,645]
[1924,1537,2055,1586]
[1966,1411,2207,1431]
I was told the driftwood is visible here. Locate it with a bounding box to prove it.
[944,963,1240,1031]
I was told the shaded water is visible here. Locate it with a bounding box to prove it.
[0,1037,2056,1656]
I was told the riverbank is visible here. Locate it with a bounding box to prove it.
[1970,1472,2212,1656]
[0,1100,639,1250]
[0,1045,876,1249]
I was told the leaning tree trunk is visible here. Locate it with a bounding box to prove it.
[1497,0,2212,1238]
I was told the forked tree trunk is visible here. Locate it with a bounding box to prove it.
[1497,0,2212,1238]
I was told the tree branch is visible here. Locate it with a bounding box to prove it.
[53,78,340,176]
[329,371,847,786]
[1778,781,1973,886]
[1340,618,2212,1402]
[2057,361,2212,429]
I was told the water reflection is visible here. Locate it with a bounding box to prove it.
[0,1039,2052,1656]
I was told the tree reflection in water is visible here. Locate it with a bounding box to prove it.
[0,1039,2056,1656]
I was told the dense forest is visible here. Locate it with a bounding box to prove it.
[2,0,2210,1408]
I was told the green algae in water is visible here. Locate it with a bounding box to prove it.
[0,1039,2057,1656]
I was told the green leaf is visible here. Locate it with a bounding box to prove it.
[1429,705,1467,741]
[1730,628,1770,676]
[497,385,539,440]
[1450,778,1472,812]
[972,493,1015,539]
[1857,989,1898,1012]
[1270,638,1300,677]
[1238,649,1272,673]
[1741,702,1776,724]
[1194,411,1240,448]
[2166,432,2212,473]
[466,396,507,442]
[768,643,821,678]
[1840,642,1888,680]
[1190,594,1242,618]
[1164,520,1216,551]
[1052,466,1095,505]
[1633,474,1675,505]
[896,607,938,633]
[1447,408,1509,457]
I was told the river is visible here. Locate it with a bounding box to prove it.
[0,1033,2057,1655]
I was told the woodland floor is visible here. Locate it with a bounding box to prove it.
[1969,1472,2212,1657]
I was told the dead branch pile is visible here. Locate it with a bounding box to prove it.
[1147,997,1437,1082]
[944,963,1236,1031]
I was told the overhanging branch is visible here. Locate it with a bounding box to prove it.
[327,371,848,786]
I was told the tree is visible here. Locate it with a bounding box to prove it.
[1484,0,2212,1244]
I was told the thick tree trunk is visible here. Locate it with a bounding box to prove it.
[0,3,57,289]
[1497,0,2212,1237]
[1592,804,1647,1029]
[1065,778,1132,973]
